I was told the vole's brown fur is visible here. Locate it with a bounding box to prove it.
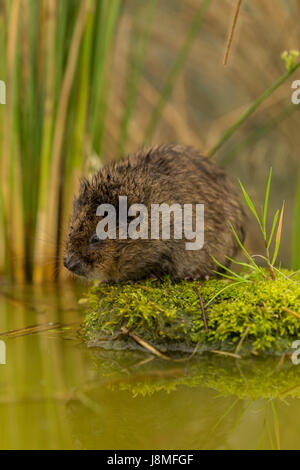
[64,145,246,282]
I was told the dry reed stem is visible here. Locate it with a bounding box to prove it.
[1,0,22,278]
[34,0,57,280]
[223,0,243,65]
[43,0,91,279]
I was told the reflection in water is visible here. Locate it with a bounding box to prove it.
[0,283,299,450]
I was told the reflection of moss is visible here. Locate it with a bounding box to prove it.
[88,350,300,400]
[82,272,300,354]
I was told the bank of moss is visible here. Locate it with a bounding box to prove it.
[82,271,300,355]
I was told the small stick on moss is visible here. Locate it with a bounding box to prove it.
[211,350,241,359]
[282,307,300,319]
[121,327,171,361]
[194,286,209,333]
[234,325,251,355]
[287,270,300,279]
[223,0,243,65]
[90,327,199,363]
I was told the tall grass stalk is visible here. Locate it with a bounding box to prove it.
[207,59,300,158]
[143,0,212,144]
[118,0,158,157]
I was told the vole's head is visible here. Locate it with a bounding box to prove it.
[64,176,118,281]
[64,173,165,282]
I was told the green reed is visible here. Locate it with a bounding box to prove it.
[0,0,210,282]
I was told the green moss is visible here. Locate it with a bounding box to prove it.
[82,271,300,355]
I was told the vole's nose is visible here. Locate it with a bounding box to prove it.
[64,256,82,275]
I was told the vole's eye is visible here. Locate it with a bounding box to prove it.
[89,234,101,246]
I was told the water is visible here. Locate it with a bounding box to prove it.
[0,283,299,450]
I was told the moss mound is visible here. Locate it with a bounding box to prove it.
[82,271,300,355]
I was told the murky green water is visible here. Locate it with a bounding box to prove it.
[0,283,300,450]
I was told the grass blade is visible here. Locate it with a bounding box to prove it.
[263,168,272,238]
[211,255,246,281]
[228,222,262,273]
[239,180,263,231]
[267,209,279,250]
[272,201,285,265]
[204,280,247,308]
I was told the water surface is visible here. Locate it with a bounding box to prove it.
[0,283,299,450]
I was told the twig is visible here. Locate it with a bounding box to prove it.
[121,327,171,361]
[282,307,300,319]
[0,322,62,338]
[211,350,241,359]
[223,0,243,65]
[194,286,209,333]
[122,327,200,363]
[287,270,300,279]
[234,325,250,355]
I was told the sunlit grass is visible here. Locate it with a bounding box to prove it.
[212,168,289,289]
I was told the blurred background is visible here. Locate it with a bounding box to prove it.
[0,0,299,283]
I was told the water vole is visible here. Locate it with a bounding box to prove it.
[64,145,246,282]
